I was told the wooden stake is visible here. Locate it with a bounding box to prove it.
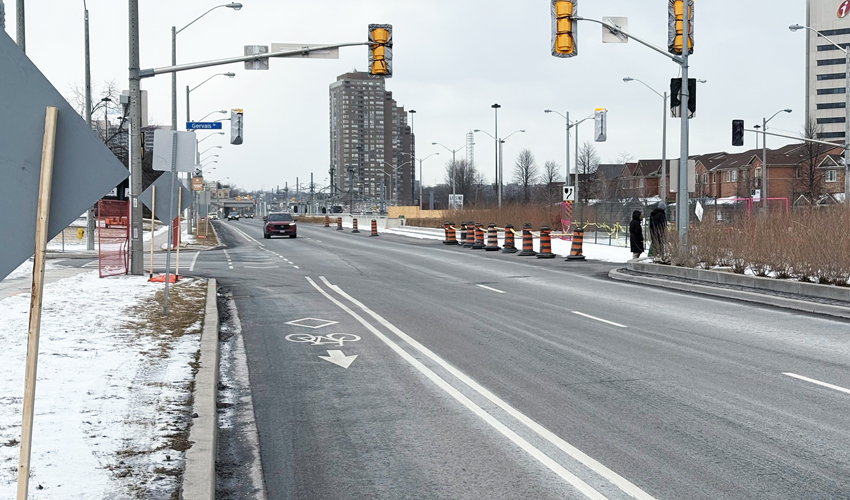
[149,185,155,278]
[175,188,181,278]
[17,106,59,500]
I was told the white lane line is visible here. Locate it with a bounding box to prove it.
[189,251,200,272]
[293,266,300,269]
[783,373,850,396]
[477,284,506,294]
[317,277,655,500]
[244,266,280,269]
[572,311,627,329]
[306,277,608,500]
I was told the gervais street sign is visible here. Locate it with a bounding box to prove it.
[186,122,223,130]
[0,30,129,281]
[138,173,192,222]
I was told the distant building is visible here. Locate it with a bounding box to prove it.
[329,72,415,207]
[806,0,850,140]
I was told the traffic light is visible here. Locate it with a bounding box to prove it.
[368,24,393,77]
[594,108,607,142]
[668,0,694,56]
[231,108,243,145]
[732,120,745,147]
[551,0,578,58]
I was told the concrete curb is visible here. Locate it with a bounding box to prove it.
[609,268,850,321]
[181,279,219,500]
[628,261,850,303]
[45,251,97,259]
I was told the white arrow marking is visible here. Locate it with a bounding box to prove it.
[319,350,358,369]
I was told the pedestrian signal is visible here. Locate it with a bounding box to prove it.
[732,120,744,147]
[368,24,393,77]
[551,0,578,58]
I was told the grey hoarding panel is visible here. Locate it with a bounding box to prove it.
[138,174,192,222]
[0,30,129,281]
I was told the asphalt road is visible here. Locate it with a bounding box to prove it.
[190,219,850,500]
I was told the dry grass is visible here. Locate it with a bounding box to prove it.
[191,222,219,246]
[411,204,563,230]
[664,206,850,286]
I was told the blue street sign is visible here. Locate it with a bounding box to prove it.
[186,122,223,130]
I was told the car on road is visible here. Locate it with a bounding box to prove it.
[227,213,240,221]
[263,212,297,239]
[246,213,254,219]
[208,213,218,220]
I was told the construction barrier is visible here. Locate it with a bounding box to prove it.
[502,224,518,254]
[459,223,468,246]
[370,219,379,237]
[324,215,330,227]
[567,228,586,261]
[336,217,343,231]
[444,221,459,245]
[98,200,129,278]
[485,223,501,251]
[537,226,556,259]
[463,222,475,248]
[472,223,486,250]
[518,223,537,256]
[352,219,360,233]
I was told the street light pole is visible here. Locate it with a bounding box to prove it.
[677,9,690,254]
[83,0,97,251]
[15,0,23,51]
[128,0,143,275]
[492,104,501,207]
[623,78,668,201]
[761,108,792,209]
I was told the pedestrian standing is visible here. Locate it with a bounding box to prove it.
[649,202,668,262]
[629,210,644,260]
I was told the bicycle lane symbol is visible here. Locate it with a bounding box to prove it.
[284,332,361,348]
[283,318,361,368]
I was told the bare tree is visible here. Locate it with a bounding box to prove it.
[540,160,564,203]
[512,149,538,204]
[444,159,485,206]
[614,151,634,165]
[796,114,829,204]
[576,141,600,202]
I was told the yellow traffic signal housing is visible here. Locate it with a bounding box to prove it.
[668,0,694,55]
[551,0,578,58]
[368,24,393,77]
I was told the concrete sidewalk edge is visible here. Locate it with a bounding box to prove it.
[609,268,850,321]
[181,279,219,500]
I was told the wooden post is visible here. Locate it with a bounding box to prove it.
[17,106,59,500]
[149,186,155,278]
[175,188,181,278]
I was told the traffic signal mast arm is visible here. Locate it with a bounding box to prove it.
[743,127,842,149]
[574,16,683,64]
[139,42,369,78]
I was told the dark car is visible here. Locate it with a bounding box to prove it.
[263,212,297,239]
[227,212,240,221]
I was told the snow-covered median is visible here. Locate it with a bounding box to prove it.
[0,271,207,498]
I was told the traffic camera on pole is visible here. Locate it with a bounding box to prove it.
[368,24,393,77]
[551,0,578,58]
[668,0,694,55]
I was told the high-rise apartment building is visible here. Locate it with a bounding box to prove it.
[329,72,415,208]
[806,0,850,139]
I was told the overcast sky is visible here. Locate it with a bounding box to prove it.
[7,0,807,191]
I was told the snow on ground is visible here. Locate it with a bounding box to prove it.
[380,226,633,263]
[0,271,205,499]
[4,260,58,282]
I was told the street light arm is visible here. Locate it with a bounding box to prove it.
[176,3,240,35]
[764,108,792,129]
[472,130,496,141]
[544,110,568,121]
[189,72,236,93]
[197,110,227,122]
[199,145,222,155]
[503,129,526,141]
[624,77,664,99]
[791,24,848,54]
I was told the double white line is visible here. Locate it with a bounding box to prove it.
[307,276,655,500]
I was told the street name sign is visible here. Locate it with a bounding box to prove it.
[0,30,129,281]
[186,122,222,130]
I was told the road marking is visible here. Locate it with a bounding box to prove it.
[572,311,627,328]
[310,276,655,500]
[319,350,358,369]
[189,251,200,272]
[477,284,506,294]
[286,318,339,329]
[783,373,850,396]
[293,266,300,269]
[286,333,360,347]
[244,265,280,269]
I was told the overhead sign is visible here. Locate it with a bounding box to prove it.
[244,45,269,70]
[153,130,197,172]
[186,122,222,130]
[601,17,628,43]
[138,174,192,222]
[271,43,340,59]
[0,30,129,281]
[563,186,576,202]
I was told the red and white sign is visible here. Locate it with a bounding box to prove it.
[839,0,850,18]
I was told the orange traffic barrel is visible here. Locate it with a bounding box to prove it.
[567,228,586,261]
[463,222,475,248]
[485,223,501,251]
[502,224,518,254]
[324,215,330,227]
[444,221,459,245]
[472,223,486,250]
[352,218,360,233]
[370,219,379,237]
[336,217,343,231]
[518,223,537,256]
[537,226,556,259]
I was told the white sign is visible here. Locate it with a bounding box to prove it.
[602,17,629,43]
[563,186,575,202]
[271,43,340,59]
[244,45,269,70]
[153,130,197,172]
[751,189,761,201]
[695,200,704,222]
[449,194,464,210]
[669,159,696,193]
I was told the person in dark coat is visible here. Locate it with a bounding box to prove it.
[629,210,644,259]
[649,201,668,261]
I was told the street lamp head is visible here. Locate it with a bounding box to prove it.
[224,72,236,78]
[431,142,438,145]
[789,24,804,32]
[473,129,481,132]
[226,3,243,10]
[519,129,526,133]
[697,79,707,83]
[623,77,634,82]
[544,109,553,113]
[491,104,501,109]
[784,109,793,113]
[409,109,416,114]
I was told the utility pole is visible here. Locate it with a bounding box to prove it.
[15,0,23,51]
[128,0,144,275]
[1,1,6,30]
[676,9,690,254]
[84,0,95,251]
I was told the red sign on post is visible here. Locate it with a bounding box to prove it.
[839,0,850,18]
